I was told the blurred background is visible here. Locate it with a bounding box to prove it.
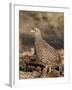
[19,11,64,52]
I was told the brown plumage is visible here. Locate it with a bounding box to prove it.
[31,27,61,76]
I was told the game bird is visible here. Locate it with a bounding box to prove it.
[31,27,61,76]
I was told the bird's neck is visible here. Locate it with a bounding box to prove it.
[35,34,42,41]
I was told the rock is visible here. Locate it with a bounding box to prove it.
[19,71,41,79]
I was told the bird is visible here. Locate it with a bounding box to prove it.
[31,27,61,77]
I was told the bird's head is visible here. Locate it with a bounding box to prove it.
[31,27,41,37]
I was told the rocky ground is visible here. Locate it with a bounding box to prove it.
[19,49,64,79]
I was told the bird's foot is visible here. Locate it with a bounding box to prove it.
[49,67,52,73]
[42,66,48,77]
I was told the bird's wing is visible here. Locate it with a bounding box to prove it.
[35,39,60,64]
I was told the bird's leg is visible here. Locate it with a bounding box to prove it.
[42,66,48,77]
[49,66,52,72]
[45,66,48,73]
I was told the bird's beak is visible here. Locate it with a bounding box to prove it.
[30,29,35,33]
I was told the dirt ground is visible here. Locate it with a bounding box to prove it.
[19,11,64,79]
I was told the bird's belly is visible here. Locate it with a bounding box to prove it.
[35,45,59,66]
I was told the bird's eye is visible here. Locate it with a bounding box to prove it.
[35,29,37,31]
[34,28,38,31]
